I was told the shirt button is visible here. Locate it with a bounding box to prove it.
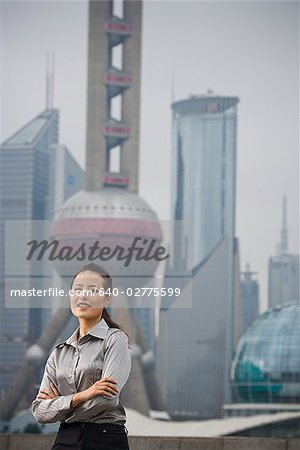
[81,423,85,428]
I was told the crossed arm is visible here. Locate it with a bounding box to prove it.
[31,332,132,424]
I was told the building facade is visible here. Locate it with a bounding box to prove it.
[269,254,299,309]
[51,144,84,215]
[158,94,240,419]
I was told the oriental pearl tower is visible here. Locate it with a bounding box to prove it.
[51,0,165,415]
[0,0,165,423]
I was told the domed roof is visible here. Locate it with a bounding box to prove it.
[54,188,159,223]
[51,188,163,286]
[232,302,300,403]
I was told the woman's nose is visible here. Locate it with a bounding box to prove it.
[79,290,88,301]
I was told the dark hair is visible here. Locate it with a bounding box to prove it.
[71,263,124,332]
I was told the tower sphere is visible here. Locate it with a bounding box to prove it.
[51,188,163,288]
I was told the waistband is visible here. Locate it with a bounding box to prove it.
[60,422,128,434]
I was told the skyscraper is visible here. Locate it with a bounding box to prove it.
[157,94,240,419]
[170,94,239,270]
[0,109,58,398]
[240,263,259,336]
[0,109,83,399]
[268,196,299,309]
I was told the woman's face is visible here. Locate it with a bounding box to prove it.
[70,270,110,320]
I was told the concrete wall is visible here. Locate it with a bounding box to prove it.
[0,434,299,450]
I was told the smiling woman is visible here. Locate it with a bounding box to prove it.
[31,263,132,450]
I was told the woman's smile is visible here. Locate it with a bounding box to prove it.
[76,302,92,309]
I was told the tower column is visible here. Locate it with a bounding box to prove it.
[86,1,111,191]
[121,0,142,193]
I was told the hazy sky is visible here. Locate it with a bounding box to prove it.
[1,0,299,311]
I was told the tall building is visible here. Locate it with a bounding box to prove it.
[170,95,238,270]
[268,196,299,309]
[0,109,83,400]
[158,94,240,419]
[240,263,259,337]
[0,109,58,399]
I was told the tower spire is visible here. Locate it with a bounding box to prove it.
[280,195,288,255]
[171,68,175,104]
[46,52,55,110]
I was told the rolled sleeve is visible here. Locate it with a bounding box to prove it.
[65,331,132,422]
[31,354,75,424]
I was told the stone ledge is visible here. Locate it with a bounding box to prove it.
[222,437,287,450]
[287,439,300,450]
[0,434,9,450]
[0,434,298,450]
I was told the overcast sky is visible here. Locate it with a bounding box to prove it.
[1,0,299,312]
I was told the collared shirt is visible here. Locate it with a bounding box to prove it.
[31,318,132,425]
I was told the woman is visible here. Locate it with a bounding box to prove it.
[31,263,132,450]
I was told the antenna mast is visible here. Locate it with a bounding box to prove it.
[46,52,55,110]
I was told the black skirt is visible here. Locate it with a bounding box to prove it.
[51,422,130,450]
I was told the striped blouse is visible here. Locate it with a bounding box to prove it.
[31,318,132,424]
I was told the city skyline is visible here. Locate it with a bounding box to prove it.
[1,0,298,311]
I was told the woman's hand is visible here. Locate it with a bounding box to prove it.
[86,376,119,400]
[38,382,61,400]
[70,377,118,408]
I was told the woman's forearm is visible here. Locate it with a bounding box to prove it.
[31,394,75,424]
[63,392,119,422]
[70,390,90,408]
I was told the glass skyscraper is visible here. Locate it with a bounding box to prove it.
[171,95,239,270]
[0,109,58,404]
[0,110,83,407]
[158,95,240,419]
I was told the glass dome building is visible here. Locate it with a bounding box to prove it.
[231,302,300,403]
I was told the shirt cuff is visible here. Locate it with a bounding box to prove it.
[61,394,75,411]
